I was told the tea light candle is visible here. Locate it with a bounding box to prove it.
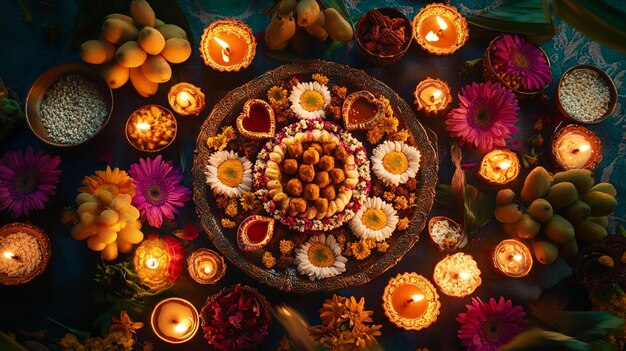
[478,149,521,185]
[433,253,481,297]
[492,239,533,278]
[187,248,226,285]
[382,273,441,331]
[151,298,199,344]
[168,83,206,116]
[414,77,452,114]
[412,3,469,55]
[126,105,177,152]
[134,236,174,291]
[199,19,256,72]
[0,223,50,286]
[552,125,603,170]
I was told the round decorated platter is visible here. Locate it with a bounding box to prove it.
[193,60,437,293]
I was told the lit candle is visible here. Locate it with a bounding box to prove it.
[3,251,16,260]
[168,83,206,116]
[146,257,160,269]
[187,248,226,285]
[0,223,50,286]
[414,77,451,114]
[382,273,441,331]
[126,105,177,152]
[552,125,602,170]
[151,298,199,344]
[134,235,180,292]
[412,3,468,55]
[478,149,521,185]
[433,253,482,297]
[492,239,533,278]
[199,19,257,72]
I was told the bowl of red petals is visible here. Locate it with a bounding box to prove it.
[200,284,271,351]
[483,34,552,98]
[356,8,413,66]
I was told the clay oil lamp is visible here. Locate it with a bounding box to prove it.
[552,124,603,171]
[236,99,276,140]
[412,3,469,55]
[199,19,256,72]
[382,272,441,331]
[237,215,275,251]
[342,90,385,131]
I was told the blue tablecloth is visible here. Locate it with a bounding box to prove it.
[0,1,625,350]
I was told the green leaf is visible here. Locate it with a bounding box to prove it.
[617,225,626,237]
[501,329,590,351]
[464,184,495,232]
[72,0,193,46]
[541,311,624,342]
[323,40,346,57]
[553,0,626,53]
[46,317,91,339]
[434,184,454,209]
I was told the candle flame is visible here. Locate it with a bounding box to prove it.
[513,254,522,262]
[436,16,448,31]
[3,251,14,259]
[409,294,425,303]
[173,319,190,334]
[498,161,511,170]
[458,271,470,280]
[179,91,191,103]
[579,144,591,152]
[146,257,160,269]
[431,89,442,102]
[214,37,231,63]
[425,31,439,42]
[136,122,151,131]
[203,265,213,274]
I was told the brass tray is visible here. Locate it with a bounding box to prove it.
[192,60,438,293]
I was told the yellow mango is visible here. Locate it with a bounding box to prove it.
[545,182,578,210]
[101,18,138,45]
[79,39,116,64]
[496,189,516,206]
[156,23,187,40]
[589,182,617,196]
[296,0,320,27]
[104,13,133,24]
[544,215,575,244]
[138,26,166,55]
[160,38,191,63]
[97,61,130,89]
[520,166,551,205]
[494,204,522,224]
[574,220,608,243]
[129,67,158,97]
[553,169,594,194]
[584,191,617,216]
[115,41,147,68]
[324,8,353,41]
[140,55,171,83]
[532,239,559,265]
[130,0,156,28]
[265,14,296,50]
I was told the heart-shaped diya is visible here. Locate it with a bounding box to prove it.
[342,90,385,131]
[236,99,276,140]
[237,215,275,251]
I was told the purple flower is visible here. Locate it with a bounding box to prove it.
[0,147,61,218]
[491,34,552,91]
[128,155,190,228]
[456,297,527,351]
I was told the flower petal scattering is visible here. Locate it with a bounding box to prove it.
[79,165,136,197]
[371,140,421,186]
[456,296,527,351]
[289,81,331,120]
[0,146,61,218]
[129,155,191,229]
[295,234,347,281]
[350,197,399,242]
[446,82,519,151]
[491,34,552,91]
[205,150,253,198]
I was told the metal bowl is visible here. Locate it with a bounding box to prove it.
[25,63,113,147]
[0,222,51,286]
[356,8,413,66]
[555,64,617,124]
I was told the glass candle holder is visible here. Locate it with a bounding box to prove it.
[382,272,441,331]
[492,239,533,278]
[414,77,452,115]
[552,124,603,171]
[151,297,199,344]
[187,248,226,285]
[478,149,520,185]
[199,19,256,72]
[412,3,469,55]
[433,253,481,297]
[168,83,206,116]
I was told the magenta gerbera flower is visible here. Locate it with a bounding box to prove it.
[456,297,527,351]
[129,155,191,228]
[491,34,552,91]
[0,147,61,218]
[445,82,519,151]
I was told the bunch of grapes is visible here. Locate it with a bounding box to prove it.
[71,189,144,260]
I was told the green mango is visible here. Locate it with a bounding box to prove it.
[589,216,609,228]
[495,204,523,224]
[532,239,559,265]
[528,198,553,222]
[544,215,575,244]
[296,0,320,27]
[545,182,578,210]
[521,166,552,205]
[502,222,518,237]
[515,214,541,239]
[563,200,591,223]
[559,239,579,262]
[589,182,617,196]
[584,191,617,216]
[553,168,594,194]
[324,8,354,41]
[574,220,608,243]
[496,189,516,206]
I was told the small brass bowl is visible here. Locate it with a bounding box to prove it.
[25,63,113,147]
[356,8,413,66]
[125,105,178,153]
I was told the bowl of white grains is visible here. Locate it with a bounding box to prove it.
[0,222,51,286]
[556,64,617,124]
[26,63,113,146]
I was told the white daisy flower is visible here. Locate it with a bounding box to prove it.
[205,150,252,198]
[350,197,399,242]
[295,234,347,281]
[371,140,421,186]
[288,81,331,120]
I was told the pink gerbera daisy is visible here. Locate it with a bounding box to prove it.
[445,82,519,151]
[0,147,61,218]
[456,297,527,351]
[129,155,191,228]
[491,34,552,91]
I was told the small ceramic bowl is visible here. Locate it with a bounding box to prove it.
[25,63,113,146]
[0,222,51,286]
[555,64,617,124]
[356,8,413,66]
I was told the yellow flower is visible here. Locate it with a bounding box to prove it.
[279,239,295,255]
[397,217,409,230]
[379,116,399,134]
[312,73,330,85]
[394,196,409,210]
[383,192,395,202]
[217,159,244,187]
[79,166,136,197]
[221,218,236,228]
[333,86,347,99]
[351,240,372,260]
[225,201,238,217]
[239,192,258,211]
[367,128,384,144]
[376,241,389,252]
[267,86,288,108]
[361,208,388,230]
[335,231,348,246]
[389,129,410,142]
[221,126,236,140]
[60,334,85,351]
[206,126,236,151]
[110,310,143,340]
[383,151,409,175]
[262,251,277,268]
[409,193,417,206]
[364,238,377,249]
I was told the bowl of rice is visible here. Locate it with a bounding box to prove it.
[0,222,51,286]
[26,63,113,146]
